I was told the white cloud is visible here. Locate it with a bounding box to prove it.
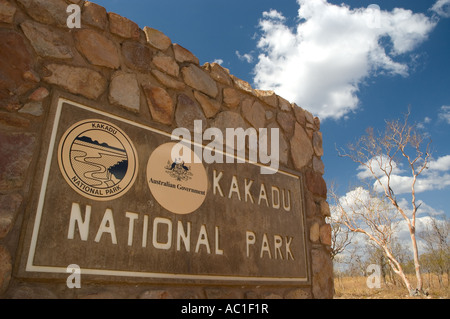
[438,105,450,124]
[431,0,450,17]
[235,50,254,63]
[213,58,224,65]
[252,0,437,120]
[358,155,450,195]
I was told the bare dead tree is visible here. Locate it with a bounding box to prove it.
[336,110,431,295]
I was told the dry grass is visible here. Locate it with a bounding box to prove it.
[334,273,449,299]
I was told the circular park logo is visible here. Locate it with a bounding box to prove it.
[147,142,207,215]
[58,119,138,201]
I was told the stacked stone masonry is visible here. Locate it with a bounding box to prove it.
[0,0,333,298]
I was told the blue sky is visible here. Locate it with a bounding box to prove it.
[92,0,450,221]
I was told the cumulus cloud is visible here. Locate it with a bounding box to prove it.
[252,0,437,120]
[357,154,450,195]
[431,0,450,17]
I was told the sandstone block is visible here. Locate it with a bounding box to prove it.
[313,131,324,156]
[0,245,11,295]
[278,95,292,112]
[305,170,327,198]
[212,111,247,132]
[242,99,266,129]
[143,85,173,125]
[311,248,334,299]
[0,193,23,239]
[320,200,331,217]
[194,91,221,118]
[152,55,179,77]
[18,102,44,117]
[310,222,320,243]
[0,30,35,110]
[290,122,313,170]
[276,111,295,136]
[205,62,232,86]
[28,87,49,102]
[173,43,199,64]
[0,132,35,191]
[122,41,152,72]
[0,0,16,23]
[231,74,254,94]
[17,0,68,26]
[320,224,332,246]
[109,72,140,113]
[151,70,185,90]
[75,29,120,69]
[181,65,218,98]
[108,12,140,40]
[82,1,107,30]
[144,27,171,51]
[43,64,106,100]
[223,87,242,108]
[175,94,206,132]
[293,104,306,126]
[313,156,325,175]
[255,89,278,108]
[20,20,73,59]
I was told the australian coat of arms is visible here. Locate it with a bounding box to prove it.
[165,158,193,181]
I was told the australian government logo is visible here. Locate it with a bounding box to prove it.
[147,142,207,215]
[58,119,138,201]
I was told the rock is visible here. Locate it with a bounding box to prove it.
[139,290,173,299]
[285,289,311,299]
[194,91,221,118]
[212,111,247,132]
[28,87,49,102]
[278,95,291,112]
[310,222,320,243]
[255,89,278,108]
[204,62,232,85]
[290,122,313,170]
[0,30,35,110]
[181,65,218,98]
[9,285,57,299]
[305,110,314,124]
[313,131,324,156]
[0,131,35,191]
[242,99,266,129]
[276,111,295,136]
[0,112,30,128]
[304,192,317,218]
[0,245,11,295]
[305,170,327,198]
[122,41,152,72]
[175,94,206,132]
[17,0,68,26]
[223,88,242,108]
[108,12,140,39]
[143,85,173,125]
[144,27,171,51]
[152,55,179,77]
[0,193,22,239]
[82,1,107,30]
[320,224,332,246]
[109,72,140,113]
[231,75,254,94]
[20,20,72,59]
[320,200,331,217]
[0,0,16,23]
[43,64,106,100]
[311,248,334,299]
[293,105,306,126]
[18,102,44,117]
[313,156,325,175]
[151,70,185,90]
[75,29,120,69]
[173,43,199,64]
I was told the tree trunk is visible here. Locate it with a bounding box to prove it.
[410,231,423,292]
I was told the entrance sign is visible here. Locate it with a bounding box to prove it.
[21,98,309,284]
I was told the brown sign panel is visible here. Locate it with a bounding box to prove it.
[19,98,309,284]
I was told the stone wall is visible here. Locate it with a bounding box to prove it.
[0,0,333,298]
